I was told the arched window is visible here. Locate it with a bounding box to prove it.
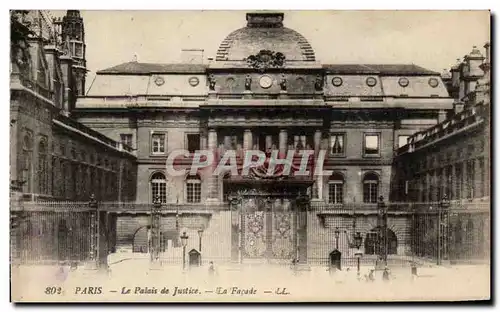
[186,175,201,203]
[363,172,379,203]
[151,172,167,203]
[38,139,47,194]
[328,173,344,204]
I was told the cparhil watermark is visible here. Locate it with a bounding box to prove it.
[165,149,333,177]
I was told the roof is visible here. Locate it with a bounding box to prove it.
[216,26,315,62]
[323,64,440,76]
[97,62,207,74]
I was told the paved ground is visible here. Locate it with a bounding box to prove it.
[11,260,490,302]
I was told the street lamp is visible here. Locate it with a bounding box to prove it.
[353,232,363,278]
[180,231,189,270]
[377,196,388,265]
[437,195,450,265]
[197,228,204,252]
[197,228,204,266]
[334,227,340,250]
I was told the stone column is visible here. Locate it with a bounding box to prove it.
[224,136,232,150]
[243,129,253,150]
[312,130,323,201]
[279,129,288,155]
[314,130,322,153]
[200,134,207,150]
[207,129,219,202]
[265,135,273,150]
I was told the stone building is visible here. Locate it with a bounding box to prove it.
[392,43,490,262]
[74,12,458,265]
[10,10,137,264]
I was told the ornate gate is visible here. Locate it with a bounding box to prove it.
[240,197,297,262]
[228,181,312,265]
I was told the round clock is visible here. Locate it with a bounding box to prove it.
[154,76,165,86]
[428,78,439,88]
[398,77,409,87]
[366,77,377,87]
[188,76,199,87]
[259,75,273,89]
[332,76,343,87]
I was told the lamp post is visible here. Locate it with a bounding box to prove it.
[377,196,388,266]
[88,194,99,269]
[180,231,189,270]
[353,232,363,278]
[334,227,340,250]
[437,195,450,265]
[151,196,161,264]
[197,228,204,266]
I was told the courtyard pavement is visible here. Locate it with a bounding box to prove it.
[11,258,490,302]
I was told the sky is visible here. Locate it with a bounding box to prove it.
[49,10,490,88]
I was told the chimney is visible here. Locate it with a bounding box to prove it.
[484,42,490,64]
[181,49,204,64]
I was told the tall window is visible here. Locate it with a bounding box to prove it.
[186,134,200,153]
[151,133,166,154]
[364,134,380,156]
[120,134,133,148]
[330,133,345,156]
[363,172,379,203]
[455,165,463,200]
[38,139,48,194]
[328,173,344,204]
[398,135,410,148]
[478,158,485,198]
[467,160,475,199]
[22,132,33,193]
[150,172,167,203]
[186,175,201,203]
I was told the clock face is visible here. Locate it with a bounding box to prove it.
[259,75,273,89]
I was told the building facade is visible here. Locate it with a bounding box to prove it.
[72,12,463,265]
[10,10,137,264]
[392,43,491,262]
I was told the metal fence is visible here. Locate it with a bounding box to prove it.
[10,199,490,267]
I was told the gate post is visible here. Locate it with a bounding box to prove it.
[150,196,161,267]
[438,195,450,265]
[377,196,388,266]
[88,194,99,269]
[296,193,310,265]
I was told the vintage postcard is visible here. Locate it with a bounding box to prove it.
[10,10,491,302]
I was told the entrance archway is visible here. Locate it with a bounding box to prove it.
[132,226,150,253]
[364,227,398,255]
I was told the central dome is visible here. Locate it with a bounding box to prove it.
[216,12,316,62]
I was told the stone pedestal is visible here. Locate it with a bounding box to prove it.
[243,90,253,99]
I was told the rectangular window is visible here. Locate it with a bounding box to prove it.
[398,135,410,148]
[151,133,166,154]
[363,182,378,203]
[455,165,463,200]
[364,133,380,156]
[120,134,133,148]
[479,158,485,198]
[186,179,201,203]
[330,133,345,156]
[328,182,343,204]
[467,160,475,199]
[186,134,200,153]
